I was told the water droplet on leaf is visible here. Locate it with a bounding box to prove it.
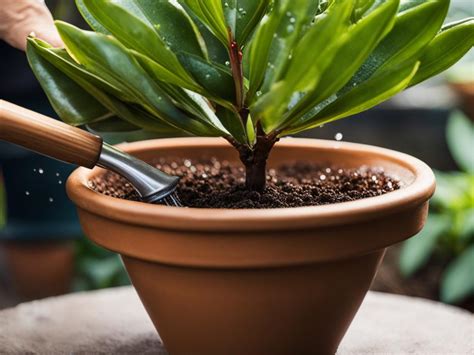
[335,133,343,141]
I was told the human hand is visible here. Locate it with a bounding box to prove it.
[0,0,63,51]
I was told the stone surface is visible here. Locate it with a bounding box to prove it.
[0,287,472,354]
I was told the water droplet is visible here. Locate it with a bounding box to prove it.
[286,25,295,33]
[335,133,343,141]
[38,168,44,174]
[288,54,293,60]
[286,11,292,17]
[289,17,296,23]
[256,90,262,97]
[33,169,37,172]
[273,33,278,38]
[205,74,211,79]
[55,172,60,177]
[225,61,230,66]
[25,191,30,196]
[48,197,54,203]
[224,2,228,6]
[238,7,244,12]
[371,175,377,182]
[58,180,63,185]
[320,174,326,181]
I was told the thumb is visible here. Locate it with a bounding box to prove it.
[0,0,63,51]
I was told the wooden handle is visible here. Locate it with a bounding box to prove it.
[0,100,103,168]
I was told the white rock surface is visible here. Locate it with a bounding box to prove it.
[0,287,472,354]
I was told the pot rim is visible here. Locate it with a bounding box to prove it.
[66,137,435,232]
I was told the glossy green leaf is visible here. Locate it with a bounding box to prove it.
[259,0,321,94]
[185,8,229,64]
[223,0,271,45]
[342,0,449,92]
[400,214,451,277]
[28,38,189,135]
[80,0,194,85]
[132,51,201,92]
[246,10,280,104]
[409,19,474,87]
[447,111,474,173]
[441,245,474,303]
[134,0,206,58]
[215,106,247,144]
[287,61,419,134]
[182,0,229,45]
[56,22,214,136]
[178,52,235,102]
[86,117,141,132]
[283,0,399,127]
[255,0,353,132]
[352,0,376,22]
[26,38,112,126]
[75,0,110,34]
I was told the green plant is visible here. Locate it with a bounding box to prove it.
[27,0,473,191]
[400,111,474,304]
[73,237,130,291]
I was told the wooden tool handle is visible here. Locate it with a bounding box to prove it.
[0,100,103,168]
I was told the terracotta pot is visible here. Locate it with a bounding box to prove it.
[1,241,74,300]
[66,138,435,355]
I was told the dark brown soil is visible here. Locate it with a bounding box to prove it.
[90,158,400,209]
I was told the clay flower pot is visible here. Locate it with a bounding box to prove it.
[66,138,435,355]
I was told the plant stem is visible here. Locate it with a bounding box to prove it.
[227,124,279,192]
[228,31,244,111]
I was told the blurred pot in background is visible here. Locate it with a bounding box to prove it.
[448,65,474,121]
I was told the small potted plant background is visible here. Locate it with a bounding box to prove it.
[399,110,474,307]
[25,0,472,354]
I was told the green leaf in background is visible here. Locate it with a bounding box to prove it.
[459,208,474,242]
[441,245,474,303]
[432,170,471,209]
[409,18,474,87]
[447,111,474,174]
[399,214,451,277]
[222,0,271,45]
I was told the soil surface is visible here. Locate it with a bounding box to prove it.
[90,158,400,209]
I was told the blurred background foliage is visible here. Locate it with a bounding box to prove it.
[400,111,474,305]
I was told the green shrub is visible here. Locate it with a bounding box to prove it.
[27,0,473,191]
[400,111,474,304]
